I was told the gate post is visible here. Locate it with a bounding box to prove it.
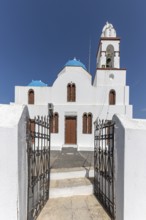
[0,105,29,220]
[113,114,146,220]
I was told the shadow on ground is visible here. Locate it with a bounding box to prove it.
[50,147,94,169]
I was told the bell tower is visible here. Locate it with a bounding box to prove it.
[93,22,132,120]
[96,22,120,69]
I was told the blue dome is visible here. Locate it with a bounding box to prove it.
[65,58,87,70]
[27,80,47,87]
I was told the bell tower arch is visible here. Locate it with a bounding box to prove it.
[106,44,114,68]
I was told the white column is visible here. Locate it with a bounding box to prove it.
[113,114,146,220]
[0,105,29,220]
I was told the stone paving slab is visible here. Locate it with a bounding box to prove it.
[50,148,94,169]
[50,177,93,188]
[37,195,110,220]
[51,166,93,173]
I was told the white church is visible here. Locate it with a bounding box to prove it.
[14,22,132,151]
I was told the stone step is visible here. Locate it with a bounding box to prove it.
[50,166,94,180]
[49,177,94,198]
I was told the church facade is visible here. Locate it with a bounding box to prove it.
[14,22,132,151]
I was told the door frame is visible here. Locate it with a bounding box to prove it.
[64,116,77,145]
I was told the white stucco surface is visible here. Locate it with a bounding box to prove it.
[113,114,146,220]
[0,104,29,220]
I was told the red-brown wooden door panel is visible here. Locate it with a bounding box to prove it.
[65,117,77,144]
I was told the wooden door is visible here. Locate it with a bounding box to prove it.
[65,117,77,144]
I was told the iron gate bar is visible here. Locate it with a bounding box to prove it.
[94,119,115,219]
[27,116,51,220]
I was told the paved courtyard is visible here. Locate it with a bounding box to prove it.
[37,195,110,220]
[50,147,94,169]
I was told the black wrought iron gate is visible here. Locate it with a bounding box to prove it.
[27,116,51,220]
[94,119,115,219]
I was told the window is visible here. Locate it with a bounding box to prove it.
[83,113,92,134]
[51,113,59,133]
[87,113,92,134]
[29,119,35,143]
[67,83,76,102]
[67,84,71,102]
[109,90,116,105]
[28,89,34,104]
[54,113,58,133]
[106,122,111,145]
[83,113,87,133]
[72,84,76,101]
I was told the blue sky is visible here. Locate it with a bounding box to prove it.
[0,0,146,118]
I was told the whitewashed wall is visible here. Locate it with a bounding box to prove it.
[0,105,29,220]
[14,65,132,151]
[93,69,126,86]
[113,114,146,220]
[15,86,52,105]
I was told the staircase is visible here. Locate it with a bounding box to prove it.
[49,147,94,198]
[50,167,94,198]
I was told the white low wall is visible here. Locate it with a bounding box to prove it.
[113,114,146,220]
[0,105,29,220]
